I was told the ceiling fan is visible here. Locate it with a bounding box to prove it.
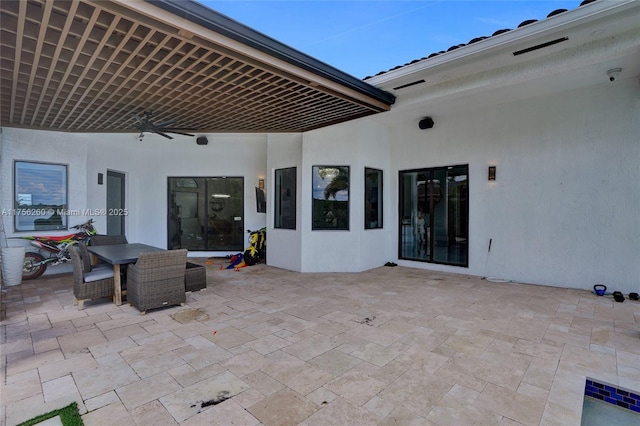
[133,110,196,140]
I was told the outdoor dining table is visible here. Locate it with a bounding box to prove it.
[86,243,165,305]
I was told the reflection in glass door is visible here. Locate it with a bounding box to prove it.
[168,177,244,251]
[399,165,468,266]
[106,170,125,236]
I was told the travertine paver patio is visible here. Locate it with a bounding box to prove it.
[1,262,639,425]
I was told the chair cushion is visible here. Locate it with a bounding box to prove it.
[84,268,114,282]
[90,264,112,273]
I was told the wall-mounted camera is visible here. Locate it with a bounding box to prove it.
[606,68,621,83]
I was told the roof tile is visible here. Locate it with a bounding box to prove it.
[363,0,596,80]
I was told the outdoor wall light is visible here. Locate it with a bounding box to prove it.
[258,179,265,190]
[419,117,434,129]
[488,166,496,181]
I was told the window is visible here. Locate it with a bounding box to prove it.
[14,161,68,231]
[312,165,349,230]
[399,165,468,266]
[365,167,383,229]
[274,167,296,229]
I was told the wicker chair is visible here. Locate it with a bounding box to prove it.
[90,234,128,245]
[127,249,188,315]
[76,242,110,273]
[89,234,129,282]
[69,245,114,310]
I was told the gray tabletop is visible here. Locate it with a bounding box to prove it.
[86,243,164,265]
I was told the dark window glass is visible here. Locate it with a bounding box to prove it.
[168,176,244,251]
[312,166,349,230]
[14,161,68,231]
[365,168,383,229]
[274,167,296,229]
[398,165,468,266]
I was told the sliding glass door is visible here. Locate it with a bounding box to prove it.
[399,165,468,266]
[168,177,244,251]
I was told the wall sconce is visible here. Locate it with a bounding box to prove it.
[258,179,265,190]
[98,173,104,185]
[419,117,434,130]
[488,166,496,181]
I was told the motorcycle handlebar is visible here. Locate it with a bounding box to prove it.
[71,218,94,229]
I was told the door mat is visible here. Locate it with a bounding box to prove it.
[17,402,83,426]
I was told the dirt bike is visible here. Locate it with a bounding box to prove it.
[243,227,266,266]
[11,219,98,280]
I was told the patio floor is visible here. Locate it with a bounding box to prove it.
[1,262,639,425]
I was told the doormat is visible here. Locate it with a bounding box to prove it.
[17,402,83,426]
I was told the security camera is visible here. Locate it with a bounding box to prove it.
[607,68,621,82]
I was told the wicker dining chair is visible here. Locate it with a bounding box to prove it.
[69,245,114,310]
[88,234,129,282]
[89,234,128,245]
[76,242,110,273]
[127,249,188,315]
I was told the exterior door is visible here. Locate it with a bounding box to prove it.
[168,176,244,251]
[399,165,468,266]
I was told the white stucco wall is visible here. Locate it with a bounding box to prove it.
[0,128,89,244]
[84,132,268,251]
[1,73,637,294]
[299,119,393,272]
[266,133,303,271]
[387,78,639,293]
[1,130,267,257]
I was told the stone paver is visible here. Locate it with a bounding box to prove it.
[1,262,639,425]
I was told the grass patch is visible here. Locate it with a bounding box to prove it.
[17,402,83,426]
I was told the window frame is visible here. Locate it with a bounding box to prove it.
[364,167,383,229]
[312,165,350,231]
[13,160,68,231]
[274,167,296,230]
[167,176,245,251]
[397,164,469,267]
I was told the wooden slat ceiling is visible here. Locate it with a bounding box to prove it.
[0,0,393,134]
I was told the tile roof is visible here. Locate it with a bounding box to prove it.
[363,0,598,80]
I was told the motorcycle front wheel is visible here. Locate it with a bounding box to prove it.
[243,249,258,266]
[22,252,47,280]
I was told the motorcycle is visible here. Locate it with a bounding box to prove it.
[243,227,266,266]
[11,219,98,280]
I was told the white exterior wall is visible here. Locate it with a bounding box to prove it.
[1,62,637,293]
[0,129,89,244]
[388,79,640,293]
[2,131,267,256]
[300,119,393,272]
[266,133,303,271]
[85,132,268,251]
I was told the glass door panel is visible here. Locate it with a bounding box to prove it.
[400,171,429,260]
[205,177,244,251]
[168,178,205,250]
[106,170,126,236]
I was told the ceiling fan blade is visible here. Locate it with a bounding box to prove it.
[155,130,174,139]
[167,130,195,137]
